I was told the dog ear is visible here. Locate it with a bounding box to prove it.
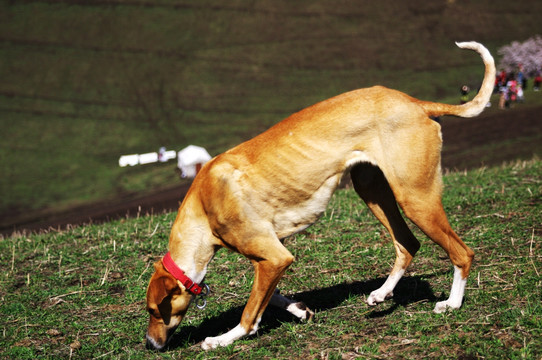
[153,259,166,273]
[150,260,180,306]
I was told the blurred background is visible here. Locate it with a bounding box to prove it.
[1,0,541,233]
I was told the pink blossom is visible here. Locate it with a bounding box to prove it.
[498,35,542,77]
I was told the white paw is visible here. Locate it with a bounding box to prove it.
[201,324,248,350]
[201,336,230,350]
[433,300,461,313]
[287,302,314,321]
[367,290,393,306]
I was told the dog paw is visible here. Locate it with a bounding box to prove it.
[201,324,248,350]
[367,290,393,306]
[287,302,314,321]
[304,307,315,321]
[433,300,461,314]
[201,336,227,350]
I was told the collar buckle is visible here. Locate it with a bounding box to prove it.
[194,283,210,309]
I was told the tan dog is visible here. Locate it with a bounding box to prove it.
[145,42,495,351]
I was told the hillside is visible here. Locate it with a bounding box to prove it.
[2,102,541,235]
[1,0,542,231]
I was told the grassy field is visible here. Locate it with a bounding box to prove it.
[2,0,542,223]
[1,159,540,359]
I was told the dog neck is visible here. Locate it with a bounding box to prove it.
[162,252,208,295]
[167,221,217,286]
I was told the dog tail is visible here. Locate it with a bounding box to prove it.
[420,41,496,118]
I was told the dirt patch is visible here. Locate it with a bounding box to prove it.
[1,105,540,236]
[440,105,541,170]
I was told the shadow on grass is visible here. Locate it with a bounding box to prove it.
[164,274,442,350]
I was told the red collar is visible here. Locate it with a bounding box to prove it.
[162,252,205,295]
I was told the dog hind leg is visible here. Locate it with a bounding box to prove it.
[400,197,474,313]
[382,162,474,314]
[351,163,421,305]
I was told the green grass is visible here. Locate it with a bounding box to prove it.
[2,0,542,221]
[1,159,540,359]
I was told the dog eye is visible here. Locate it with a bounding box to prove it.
[147,307,159,317]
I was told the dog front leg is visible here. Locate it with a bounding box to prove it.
[201,241,294,350]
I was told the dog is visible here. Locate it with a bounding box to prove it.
[145,42,495,351]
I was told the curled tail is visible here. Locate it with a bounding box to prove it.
[420,41,496,118]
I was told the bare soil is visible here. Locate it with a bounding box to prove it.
[2,105,540,236]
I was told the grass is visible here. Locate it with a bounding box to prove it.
[1,158,540,359]
[2,0,542,221]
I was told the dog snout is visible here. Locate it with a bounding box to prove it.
[145,333,166,351]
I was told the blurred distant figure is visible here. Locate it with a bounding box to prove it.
[517,64,526,90]
[534,70,542,91]
[507,75,517,104]
[498,85,508,109]
[158,146,167,162]
[517,85,524,103]
[496,69,507,92]
[460,85,470,104]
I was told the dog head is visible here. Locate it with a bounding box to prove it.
[145,260,193,350]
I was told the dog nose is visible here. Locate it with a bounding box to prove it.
[145,339,155,350]
[145,334,164,351]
